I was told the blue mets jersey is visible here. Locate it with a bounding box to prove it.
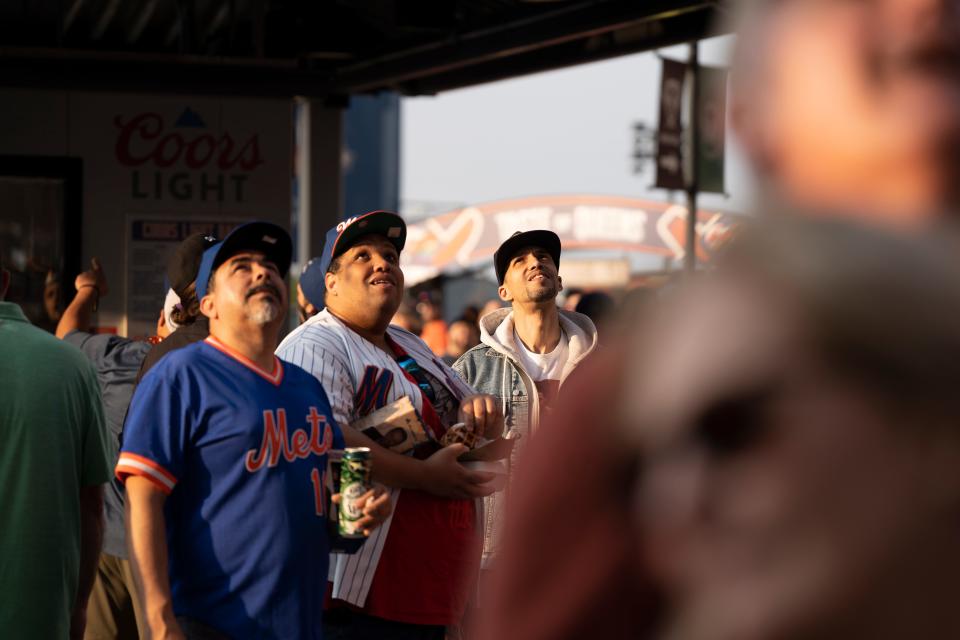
[118,335,345,639]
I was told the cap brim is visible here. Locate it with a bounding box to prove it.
[495,230,562,284]
[196,221,292,299]
[330,211,406,260]
[218,222,292,276]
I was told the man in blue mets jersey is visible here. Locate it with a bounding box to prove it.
[118,221,391,640]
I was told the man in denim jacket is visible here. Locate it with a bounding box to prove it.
[453,229,598,567]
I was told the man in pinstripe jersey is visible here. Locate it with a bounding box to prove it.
[277,210,505,640]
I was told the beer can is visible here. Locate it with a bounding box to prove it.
[338,447,372,538]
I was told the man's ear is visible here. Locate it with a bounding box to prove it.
[199,292,216,320]
[324,272,337,297]
[557,275,563,294]
[498,284,512,303]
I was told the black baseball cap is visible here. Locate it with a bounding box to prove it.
[166,232,219,299]
[494,230,562,284]
[300,211,406,309]
[195,221,293,299]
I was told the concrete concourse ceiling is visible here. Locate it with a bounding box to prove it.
[0,0,730,98]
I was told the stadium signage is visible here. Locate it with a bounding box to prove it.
[401,195,740,284]
[114,108,263,203]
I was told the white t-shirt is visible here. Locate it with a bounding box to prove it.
[513,328,569,410]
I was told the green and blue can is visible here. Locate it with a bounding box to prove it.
[338,447,372,538]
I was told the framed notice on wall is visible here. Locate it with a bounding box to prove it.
[125,215,249,337]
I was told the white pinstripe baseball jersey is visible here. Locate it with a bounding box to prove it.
[275,308,477,607]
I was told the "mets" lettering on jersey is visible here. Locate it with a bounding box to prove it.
[245,407,334,472]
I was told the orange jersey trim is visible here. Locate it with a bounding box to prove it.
[120,470,174,495]
[115,453,177,495]
[205,335,284,386]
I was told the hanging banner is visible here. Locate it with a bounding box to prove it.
[697,65,728,194]
[400,195,741,285]
[655,58,687,190]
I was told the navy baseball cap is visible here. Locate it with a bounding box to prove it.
[298,256,326,308]
[195,221,293,299]
[494,229,562,284]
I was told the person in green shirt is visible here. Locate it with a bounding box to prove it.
[0,260,112,638]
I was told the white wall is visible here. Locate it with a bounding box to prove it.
[0,89,293,336]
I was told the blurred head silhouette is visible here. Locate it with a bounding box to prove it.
[628,215,960,640]
[732,0,960,224]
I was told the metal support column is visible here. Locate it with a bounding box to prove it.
[685,40,699,274]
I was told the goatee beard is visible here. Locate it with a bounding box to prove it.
[529,286,557,303]
[248,300,279,325]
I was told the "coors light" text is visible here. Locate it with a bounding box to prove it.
[114,112,264,203]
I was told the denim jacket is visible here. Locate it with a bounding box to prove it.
[453,307,598,565]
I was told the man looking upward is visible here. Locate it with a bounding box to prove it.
[277,210,503,640]
[454,229,598,569]
[119,222,389,639]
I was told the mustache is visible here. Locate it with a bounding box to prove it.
[527,268,548,280]
[245,283,282,301]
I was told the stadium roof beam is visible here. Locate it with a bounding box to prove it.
[331,0,718,93]
[0,0,728,98]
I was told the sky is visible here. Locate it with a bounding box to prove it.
[400,35,753,217]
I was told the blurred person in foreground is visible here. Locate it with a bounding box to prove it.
[477,292,656,640]
[118,222,390,639]
[732,0,960,224]
[630,216,960,640]
[275,211,503,640]
[56,258,179,639]
[484,215,960,640]
[0,253,111,638]
[482,1,960,636]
